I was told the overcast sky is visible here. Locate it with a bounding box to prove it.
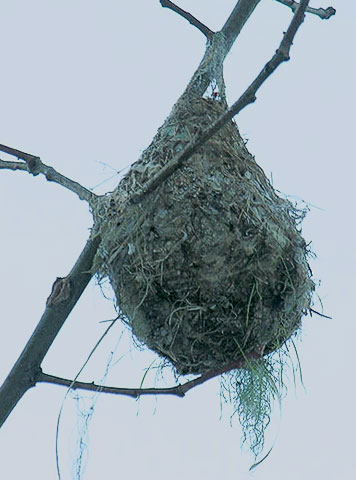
[1,1,355,479]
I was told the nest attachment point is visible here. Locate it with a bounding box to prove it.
[94,96,314,376]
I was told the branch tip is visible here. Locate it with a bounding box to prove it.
[275,0,335,19]
[160,0,214,39]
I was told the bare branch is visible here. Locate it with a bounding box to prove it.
[38,371,185,398]
[221,0,262,53]
[0,144,96,204]
[0,159,28,172]
[130,0,311,204]
[275,0,336,19]
[159,0,214,39]
[180,1,263,99]
[226,0,311,112]
[0,232,101,429]
[0,143,39,162]
[38,351,262,398]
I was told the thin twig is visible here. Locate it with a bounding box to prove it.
[0,159,28,172]
[0,144,95,204]
[309,308,332,319]
[275,0,336,19]
[38,351,262,399]
[130,0,311,204]
[159,0,214,39]
[38,372,186,398]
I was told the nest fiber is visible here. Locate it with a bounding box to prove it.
[95,96,314,375]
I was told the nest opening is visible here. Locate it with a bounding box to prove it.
[94,96,314,376]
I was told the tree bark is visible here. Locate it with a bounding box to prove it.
[0,233,101,428]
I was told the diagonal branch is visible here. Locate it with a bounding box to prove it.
[0,232,101,429]
[130,0,311,204]
[0,144,96,204]
[159,0,214,39]
[275,0,336,19]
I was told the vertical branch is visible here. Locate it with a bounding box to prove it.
[221,0,262,52]
[179,0,262,99]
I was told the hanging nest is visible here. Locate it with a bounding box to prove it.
[93,95,314,376]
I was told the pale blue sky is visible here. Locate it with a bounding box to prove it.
[0,1,354,479]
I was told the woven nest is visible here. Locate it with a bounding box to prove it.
[94,96,314,375]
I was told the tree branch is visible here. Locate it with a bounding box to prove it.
[0,232,101,429]
[130,0,311,204]
[159,0,214,39]
[275,0,336,19]
[38,371,186,398]
[221,0,262,53]
[0,144,96,204]
[180,0,263,99]
[37,351,262,399]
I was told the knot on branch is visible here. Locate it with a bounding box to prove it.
[46,277,72,307]
[27,156,42,176]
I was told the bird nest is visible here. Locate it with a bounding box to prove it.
[93,96,314,376]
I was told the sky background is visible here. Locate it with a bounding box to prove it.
[0,1,355,479]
